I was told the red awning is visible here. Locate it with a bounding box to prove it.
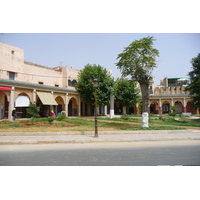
[0,86,12,91]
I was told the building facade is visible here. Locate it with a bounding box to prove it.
[0,42,198,120]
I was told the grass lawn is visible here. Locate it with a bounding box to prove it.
[0,115,199,132]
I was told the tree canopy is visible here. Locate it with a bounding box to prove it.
[116,36,159,113]
[75,64,114,106]
[114,77,139,108]
[186,53,200,110]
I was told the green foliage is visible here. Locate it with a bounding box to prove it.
[56,113,67,121]
[26,102,39,124]
[116,36,159,84]
[186,53,200,110]
[120,114,130,120]
[114,78,139,107]
[48,117,55,124]
[116,36,159,113]
[26,102,39,118]
[75,64,114,106]
[9,123,21,128]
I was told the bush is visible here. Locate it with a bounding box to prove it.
[56,113,67,121]
[48,117,55,124]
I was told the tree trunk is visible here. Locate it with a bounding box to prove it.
[139,82,149,127]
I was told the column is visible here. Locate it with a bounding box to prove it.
[78,95,81,117]
[33,89,36,104]
[104,105,107,116]
[136,103,139,115]
[110,95,114,118]
[65,93,68,117]
[183,98,187,113]
[9,86,15,120]
[158,98,162,115]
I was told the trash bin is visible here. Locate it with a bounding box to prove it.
[179,114,182,118]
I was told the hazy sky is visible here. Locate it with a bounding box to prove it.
[1,33,199,85]
[0,33,199,84]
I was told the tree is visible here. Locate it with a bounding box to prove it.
[186,53,200,111]
[75,64,114,107]
[114,78,139,114]
[26,102,39,124]
[116,36,159,127]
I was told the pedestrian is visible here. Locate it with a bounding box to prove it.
[12,108,17,120]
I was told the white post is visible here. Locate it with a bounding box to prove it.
[110,95,114,118]
[142,112,149,127]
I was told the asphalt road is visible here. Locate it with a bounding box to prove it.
[0,141,200,166]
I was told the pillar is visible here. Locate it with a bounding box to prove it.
[136,103,139,115]
[65,93,68,117]
[9,86,15,120]
[183,98,187,113]
[110,95,114,118]
[104,105,107,116]
[158,99,162,115]
[33,89,36,104]
[78,95,81,117]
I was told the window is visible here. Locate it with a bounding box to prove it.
[55,84,59,87]
[11,50,14,55]
[9,72,15,80]
[38,82,43,85]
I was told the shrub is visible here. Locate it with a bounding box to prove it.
[56,113,67,121]
[48,117,55,124]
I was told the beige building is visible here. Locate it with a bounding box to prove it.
[0,42,198,120]
[0,42,82,120]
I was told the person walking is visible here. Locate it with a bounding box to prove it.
[12,108,17,120]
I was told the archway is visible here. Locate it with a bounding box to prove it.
[0,91,9,119]
[162,101,170,114]
[55,96,64,116]
[15,93,30,118]
[68,97,78,116]
[186,100,196,114]
[175,101,183,114]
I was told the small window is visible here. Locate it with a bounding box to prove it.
[9,72,15,80]
[38,82,43,85]
[11,50,14,55]
[55,84,59,87]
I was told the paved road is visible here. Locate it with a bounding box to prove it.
[1,141,200,166]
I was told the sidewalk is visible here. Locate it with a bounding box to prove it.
[0,130,200,145]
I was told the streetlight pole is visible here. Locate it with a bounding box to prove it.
[93,78,99,138]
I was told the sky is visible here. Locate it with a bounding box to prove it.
[0,33,200,85]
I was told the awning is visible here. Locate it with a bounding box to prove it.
[15,96,30,107]
[37,92,58,105]
[0,86,12,91]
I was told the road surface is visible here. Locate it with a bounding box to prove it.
[0,141,200,166]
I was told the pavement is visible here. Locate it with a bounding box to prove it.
[0,129,200,145]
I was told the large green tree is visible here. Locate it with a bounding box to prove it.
[114,78,139,114]
[75,64,114,106]
[116,36,159,127]
[186,53,200,111]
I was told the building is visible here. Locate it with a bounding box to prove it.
[0,42,198,120]
[0,42,83,120]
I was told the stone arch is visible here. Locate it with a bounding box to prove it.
[15,92,30,118]
[174,100,183,114]
[55,96,64,115]
[0,91,9,119]
[162,100,170,114]
[186,100,196,114]
[68,97,78,116]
